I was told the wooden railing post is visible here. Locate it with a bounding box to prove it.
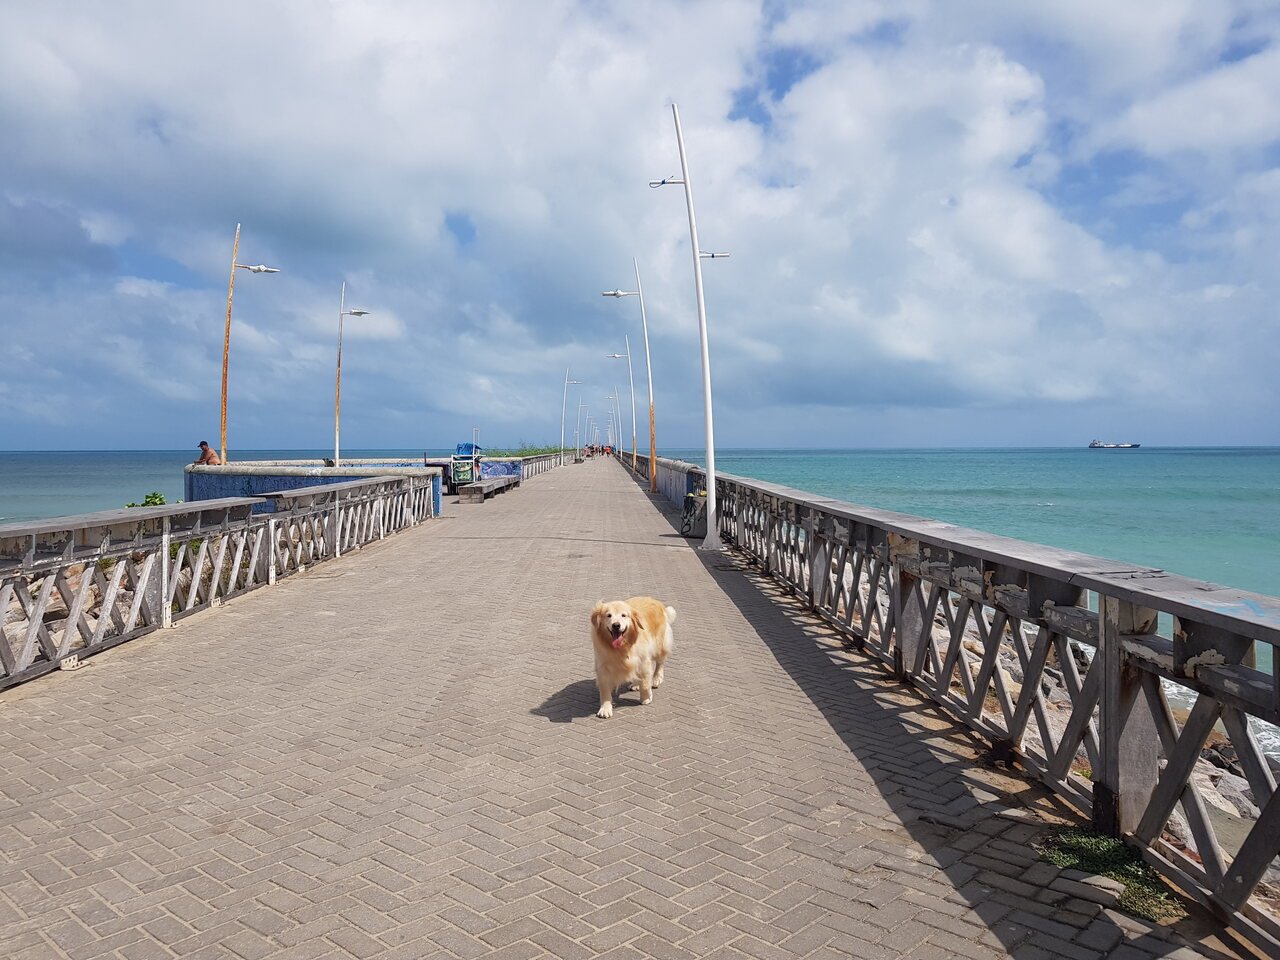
[331,498,343,559]
[267,517,279,585]
[803,508,819,607]
[159,516,173,629]
[1095,595,1159,835]
[893,566,925,682]
[764,506,777,576]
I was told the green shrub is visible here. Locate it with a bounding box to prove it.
[484,443,568,457]
[125,492,167,508]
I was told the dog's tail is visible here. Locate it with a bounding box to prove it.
[665,605,677,624]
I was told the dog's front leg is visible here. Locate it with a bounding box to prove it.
[595,675,614,718]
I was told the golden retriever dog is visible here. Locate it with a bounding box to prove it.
[590,597,676,718]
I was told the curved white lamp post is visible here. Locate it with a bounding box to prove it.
[605,340,637,471]
[650,103,728,550]
[334,281,370,465]
[606,391,622,451]
[560,368,583,466]
[603,258,656,490]
[575,400,587,456]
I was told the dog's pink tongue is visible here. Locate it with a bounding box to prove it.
[611,637,624,649]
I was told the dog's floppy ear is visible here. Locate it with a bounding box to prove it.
[591,602,607,632]
[628,603,646,636]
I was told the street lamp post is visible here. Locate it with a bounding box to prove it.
[603,258,657,491]
[560,368,583,466]
[605,337,637,471]
[614,386,623,457]
[334,281,370,465]
[650,103,729,550]
[575,400,587,457]
[221,223,280,463]
[606,393,620,452]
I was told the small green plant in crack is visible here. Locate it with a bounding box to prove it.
[1034,826,1184,922]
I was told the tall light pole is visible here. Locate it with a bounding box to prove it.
[575,400,587,456]
[605,337,637,471]
[334,281,370,465]
[221,223,280,463]
[606,393,619,450]
[614,386,623,456]
[650,103,729,550]
[603,258,656,490]
[560,368,583,466]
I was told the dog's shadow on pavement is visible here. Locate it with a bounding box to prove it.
[532,679,643,722]
[531,679,599,722]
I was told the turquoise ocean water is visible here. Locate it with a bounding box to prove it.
[5,446,1274,599]
[0,449,442,525]
[664,447,1280,601]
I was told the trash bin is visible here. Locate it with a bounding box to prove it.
[680,491,707,539]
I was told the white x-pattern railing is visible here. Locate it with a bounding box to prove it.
[0,476,434,690]
[627,453,1280,952]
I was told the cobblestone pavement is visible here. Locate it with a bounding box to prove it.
[0,460,1250,959]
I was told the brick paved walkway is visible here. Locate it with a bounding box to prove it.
[0,460,1246,959]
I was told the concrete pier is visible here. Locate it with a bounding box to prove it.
[0,459,1243,958]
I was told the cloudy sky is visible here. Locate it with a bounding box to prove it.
[1,1,1277,451]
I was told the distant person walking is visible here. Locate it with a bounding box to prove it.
[195,441,222,466]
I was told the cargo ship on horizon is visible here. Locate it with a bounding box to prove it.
[1088,439,1141,448]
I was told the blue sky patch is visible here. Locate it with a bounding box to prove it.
[1045,148,1196,255]
[763,45,822,100]
[116,242,203,287]
[1219,35,1269,64]
[729,43,824,130]
[445,211,476,247]
[729,86,770,127]
[858,18,908,48]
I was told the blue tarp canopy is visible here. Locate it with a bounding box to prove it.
[454,442,483,457]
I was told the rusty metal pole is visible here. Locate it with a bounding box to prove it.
[220,223,241,464]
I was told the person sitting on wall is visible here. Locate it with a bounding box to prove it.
[194,441,223,466]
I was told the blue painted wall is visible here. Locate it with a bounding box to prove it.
[186,472,442,516]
